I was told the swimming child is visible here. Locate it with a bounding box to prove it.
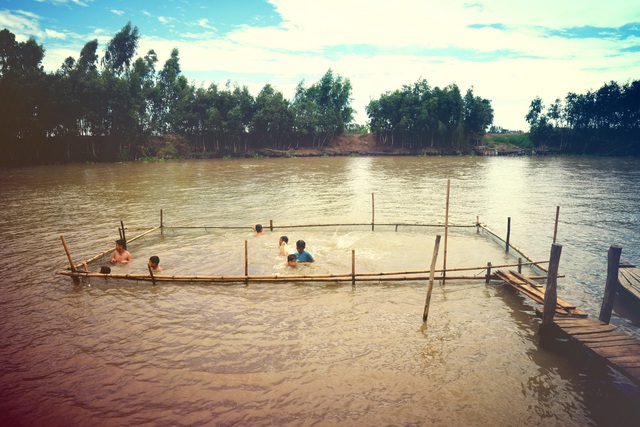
[253,224,265,236]
[294,240,314,263]
[286,254,297,267]
[148,255,162,272]
[110,239,132,264]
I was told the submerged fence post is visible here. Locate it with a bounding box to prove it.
[505,217,511,253]
[476,215,480,234]
[422,235,442,323]
[148,264,157,286]
[371,193,375,231]
[269,220,273,232]
[599,244,622,324]
[542,243,563,326]
[485,262,492,284]
[244,240,249,285]
[518,257,522,273]
[160,209,164,235]
[352,250,356,287]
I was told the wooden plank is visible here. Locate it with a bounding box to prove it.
[576,332,636,343]
[497,270,585,316]
[618,269,640,299]
[608,356,640,369]
[563,325,618,335]
[588,344,640,358]
[553,319,604,327]
[584,338,639,348]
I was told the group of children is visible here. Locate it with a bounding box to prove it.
[254,223,314,268]
[94,225,314,276]
[84,238,163,274]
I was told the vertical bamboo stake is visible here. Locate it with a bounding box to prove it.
[518,257,522,273]
[505,217,511,253]
[599,244,622,324]
[422,235,442,323]
[371,193,375,231]
[160,209,163,235]
[148,264,157,286]
[443,179,450,286]
[542,243,563,326]
[269,220,273,231]
[120,220,127,249]
[60,235,76,271]
[476,215,479,234]
[244,240,249,284]
[553,206,560,244]
[351,250,356,287]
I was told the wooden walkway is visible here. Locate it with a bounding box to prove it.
[618,266,640,303]
[495,270,587,317]
[496,269,640,386]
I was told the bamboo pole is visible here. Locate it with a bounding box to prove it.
[160,209,163,235]
[476,215,479,234]
[553,206,560,244]
[152,223,477,230]
[244,240,249,284]
[485,262,492,284]
[443,179,450,286]
[269,220,273,231]
[371,193,375,231]
[506,217,511,253]
[422,235,441,322]
[148,264,157,286]
[120,220,127,249]
[352,250,356,286]
[58,270,558,283]
[60,235,76,271]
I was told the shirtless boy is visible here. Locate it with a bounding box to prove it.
[110,239,132,264]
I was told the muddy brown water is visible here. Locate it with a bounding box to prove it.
[1,156,640,426]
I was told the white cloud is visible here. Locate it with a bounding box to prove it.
[111,10,125,16]
[45,29,67,39]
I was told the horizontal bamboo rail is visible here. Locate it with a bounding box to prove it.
[57,269,556,284]
[125,223,477,232]
[480,224,548,273]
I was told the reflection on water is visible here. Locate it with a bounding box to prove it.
[1,156,640,426]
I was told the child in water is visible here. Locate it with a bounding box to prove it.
[148,256,162,272]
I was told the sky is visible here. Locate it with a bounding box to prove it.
[1,0,639,131]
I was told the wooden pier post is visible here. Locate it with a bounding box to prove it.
[518,257,522,273]
[422,235,442,323]
[553,206,560,244]
[485,262,492,284]
[599,244,622,324]
[269,220,273,231]
[505,217,511,253]
[542,243,563,326]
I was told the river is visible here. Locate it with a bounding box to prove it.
[1,156,639,426]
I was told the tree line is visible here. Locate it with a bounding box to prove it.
[366,79,494,152]
[0,23,355,166]
[525,80,640,155]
